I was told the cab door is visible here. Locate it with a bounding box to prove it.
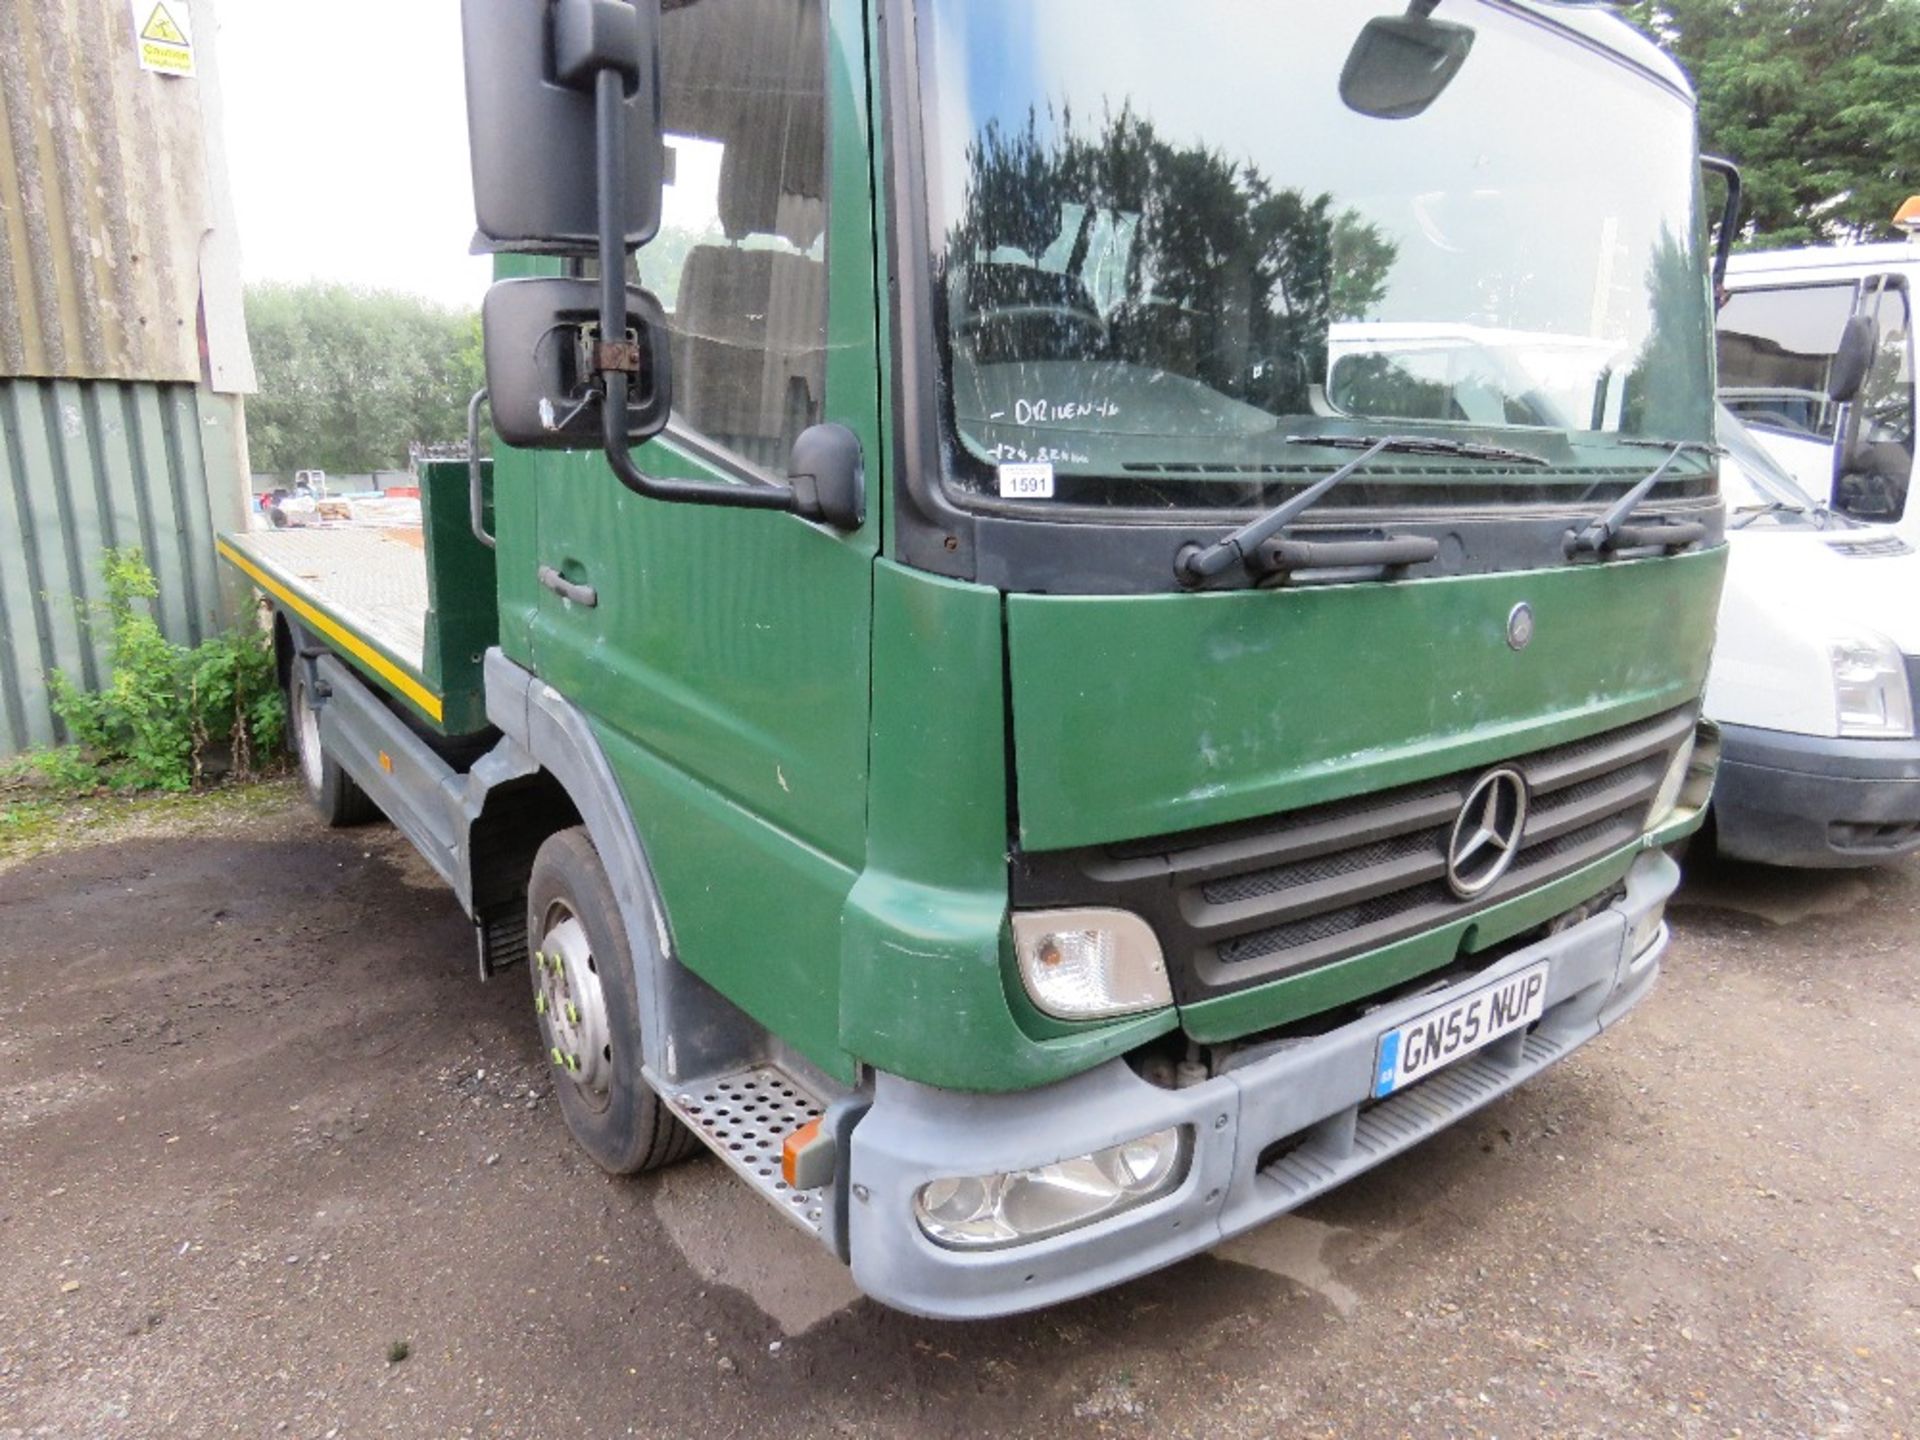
[527,0,882,1080]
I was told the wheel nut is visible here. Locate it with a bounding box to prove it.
[550,1046,565,1067]
[565,1002,580,1024]
[534,995,547,1016]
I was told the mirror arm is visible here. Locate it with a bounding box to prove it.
[1702,155,1742,302]
[588,66,805,516]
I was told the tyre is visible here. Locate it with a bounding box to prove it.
[526,826,697,1174]
[287,663,380,827]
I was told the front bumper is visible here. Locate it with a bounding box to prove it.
[1713,721,1920,868]
[846,849,1677,1318]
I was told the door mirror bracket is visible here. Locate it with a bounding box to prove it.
[553,0,643,90]
[464,0,856,528]
[1701,156,1742,302]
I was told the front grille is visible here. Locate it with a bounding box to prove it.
[1011,705,1697,1003]
[1827,534,1914,559]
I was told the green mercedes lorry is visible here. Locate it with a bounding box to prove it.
[220,0,1725,1317]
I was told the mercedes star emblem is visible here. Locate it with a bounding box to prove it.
[1446,768,1530,898]
[1507,602,1535,651]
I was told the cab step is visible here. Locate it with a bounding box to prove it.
[658,1064,829,1238]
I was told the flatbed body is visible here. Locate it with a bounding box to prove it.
[219,461,495,735]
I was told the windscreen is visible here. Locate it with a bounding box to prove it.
[1717,283,1855,442]
[916,0,1718,515]
[1719,277,1916,521]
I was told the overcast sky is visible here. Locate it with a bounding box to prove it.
[215,0,491,309]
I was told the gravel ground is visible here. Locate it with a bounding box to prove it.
[1,789,1916,1439]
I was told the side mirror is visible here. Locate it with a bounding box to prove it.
[461,0,663,253]
[482,277,672,450]
[1340,4,1475,121]
[1830,314,1879,404]
[461,0,861,529]
[788,424,867,532]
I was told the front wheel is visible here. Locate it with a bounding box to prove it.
[288,664,379,827]
[526,827,696,1174]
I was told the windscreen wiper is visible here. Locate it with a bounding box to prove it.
[1282,433,1549,467]
[1727,500,1801,530]
[1176,433,1545,586]
[1566,440,1718,556]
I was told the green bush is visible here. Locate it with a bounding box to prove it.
[47,548,284,792]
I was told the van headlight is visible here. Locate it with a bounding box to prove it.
[1012,908,1172,1020]
[1830,633,1915,738]
[913,1126,1190,1250]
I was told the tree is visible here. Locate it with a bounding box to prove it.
[1624,0,1920,247]
[941,106,1399,417]
[244,283,484,477]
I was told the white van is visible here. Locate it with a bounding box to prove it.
[1709,224,1920,866]
[1719,233,1916,532]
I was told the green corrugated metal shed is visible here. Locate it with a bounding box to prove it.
[0,0,255,758]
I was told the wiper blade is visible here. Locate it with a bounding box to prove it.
[1728,500,1804,530]
[1566,440,1718,555]
[1285,433,1550,467]
[1177,434,1462,586]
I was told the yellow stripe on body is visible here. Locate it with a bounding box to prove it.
[216,538,445,724]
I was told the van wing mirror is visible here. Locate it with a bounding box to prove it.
[1830,314,1879,404]
[482,277,672,450]
[1340,3,1475,120]
[461,0,663,253]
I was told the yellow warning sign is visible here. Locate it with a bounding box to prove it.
[141,5,186,43]
[131,0,194,77]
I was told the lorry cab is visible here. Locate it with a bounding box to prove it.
[223,0,1725,1317]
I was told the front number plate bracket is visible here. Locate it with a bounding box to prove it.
[1372,961,1550,1098]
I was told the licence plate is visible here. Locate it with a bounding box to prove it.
[1372,962,1549,1098]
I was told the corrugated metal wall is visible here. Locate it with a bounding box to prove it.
[0,0,255,758]
[0,0,217,383]
[0,378,247,754]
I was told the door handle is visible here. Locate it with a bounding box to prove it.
[537,565,598,609]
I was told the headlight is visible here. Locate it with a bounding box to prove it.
[913,1126,1189,1250]
[1829,633,1915,738]
[1012,908,1172,1020]
[1645,733,1697,831]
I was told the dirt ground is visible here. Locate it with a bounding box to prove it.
[2,786,1917,1439]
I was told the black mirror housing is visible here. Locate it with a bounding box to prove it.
[1829,314,1879,404]
[1340,11,1475,121]
[482,277,673,450]
[461,0,664,253]
[788,424,866,532]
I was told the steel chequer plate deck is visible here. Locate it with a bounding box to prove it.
[663,1066,828,1237]
[225,528,430,673]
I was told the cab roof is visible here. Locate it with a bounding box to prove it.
[1727,241,1920,283]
